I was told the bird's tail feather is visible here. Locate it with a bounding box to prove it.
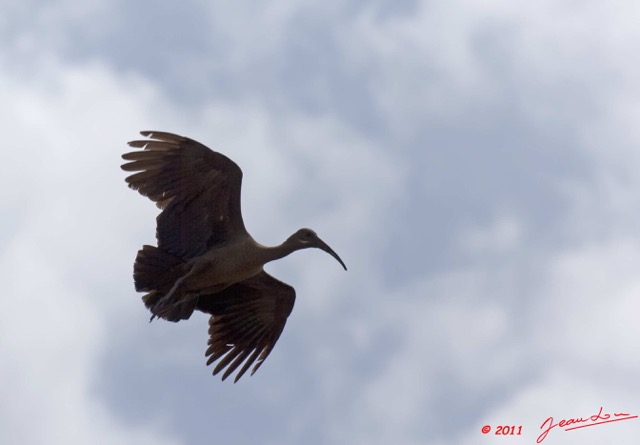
[133,245,196,322]
[133,245,183,291]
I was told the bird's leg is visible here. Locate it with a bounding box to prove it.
[155,261,206,310]
[161,274,188,303]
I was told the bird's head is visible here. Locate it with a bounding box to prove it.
[287,228,347,270]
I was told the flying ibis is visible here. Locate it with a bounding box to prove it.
[122,131,347,382]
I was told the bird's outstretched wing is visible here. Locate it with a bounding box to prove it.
[122,131,247,258]
[196,271,296,382]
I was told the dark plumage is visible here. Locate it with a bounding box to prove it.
[122,131,346,382]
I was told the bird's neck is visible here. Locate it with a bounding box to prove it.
[259,240,298,265]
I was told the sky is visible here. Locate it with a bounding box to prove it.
[2,0,640,444]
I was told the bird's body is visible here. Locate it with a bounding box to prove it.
[178,237,269,295]
[122,131,346,382]
[149,237,290,311]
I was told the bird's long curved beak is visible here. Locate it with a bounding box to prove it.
[316,238,347,271]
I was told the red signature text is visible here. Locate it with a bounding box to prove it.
[537,406,637,443]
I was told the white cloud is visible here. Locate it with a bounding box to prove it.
[457,214,524,255]
[0,53,184,445]
[3,0,640,444]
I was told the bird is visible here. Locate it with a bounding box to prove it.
[121,131,347,382]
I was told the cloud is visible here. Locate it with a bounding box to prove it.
[0,52,185,444]
[2,0,640,444]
